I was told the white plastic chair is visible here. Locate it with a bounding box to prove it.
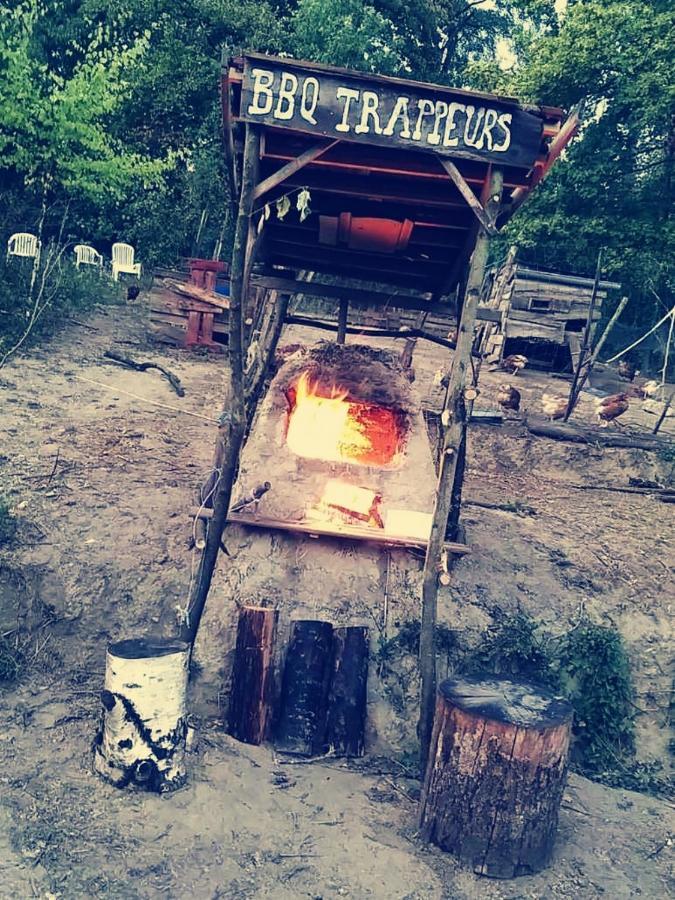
[111,242,142,281]
[74,244,103,269]
[7,232,41,265]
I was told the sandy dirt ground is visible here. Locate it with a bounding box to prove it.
[0,297,673,898]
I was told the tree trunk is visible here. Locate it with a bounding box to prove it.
[526,417,674,451]
[227,606,278,745]
[418,167,503,775]
[180,125,260,645]
[93,637,190,793]
[419,676,573,878]
[324,626,369,757]
[275,620,333,756]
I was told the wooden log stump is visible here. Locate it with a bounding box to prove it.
[274,620,333,756]
[93,637,190,793]
[419,676,573,878]
[324,626,369,757]
[227,606,278,745]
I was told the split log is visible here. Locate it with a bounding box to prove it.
[324,627,369,757]
[526,416,675,452]
[227,606,278,745]
[93,637,190,793]
[419,676,573,878]
[275,620,333,756]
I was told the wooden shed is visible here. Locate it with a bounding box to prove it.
[482,257,621,369]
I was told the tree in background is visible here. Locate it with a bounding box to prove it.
[496,0,675,371]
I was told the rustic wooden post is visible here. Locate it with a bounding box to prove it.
[275,620,334,756]
[324,626,369,757]
[336,297,349,344]
[564,248,603,420]
[93,637,190,793]
[418,168,503,774]
[227,605,278,745]
[419,676,573,878]
[180,124,260,644]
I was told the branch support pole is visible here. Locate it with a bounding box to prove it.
[180,125,261,645]
[418,168,503,776]
[336,297,349,344]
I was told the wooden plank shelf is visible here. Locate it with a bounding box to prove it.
[189,507,469,555]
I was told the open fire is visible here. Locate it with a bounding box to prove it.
[285,372,404,467]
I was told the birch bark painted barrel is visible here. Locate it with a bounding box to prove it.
[419,676,573,878]
[93,637,190,793]
[227,606,278,745]
[274,620,333,756]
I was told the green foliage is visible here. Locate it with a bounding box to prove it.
[557,621,635,773]
[0,253,123,356]
[0,495,17,545]
[0,634,25,683]
[462,613,643,783]
[462,611,555,684]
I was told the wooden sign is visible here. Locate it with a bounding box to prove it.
[240,56,543,169]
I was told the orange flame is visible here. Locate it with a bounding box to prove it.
[286,372,402,467]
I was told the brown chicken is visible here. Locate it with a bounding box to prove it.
[618,360,636,381]
[500,354,528,376]
[497,383,521,412]
[595,392,630,427]
[541,394,567,420]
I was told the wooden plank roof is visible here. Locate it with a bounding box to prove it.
[224,54,571,301]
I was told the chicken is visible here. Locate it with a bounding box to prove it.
[497,383,520,412]
[595,392,630,427]
[618,360,636,381]
[627,379,660,400]
[127,284,140,301]
[541,393,568,420]
[500,354,528,376]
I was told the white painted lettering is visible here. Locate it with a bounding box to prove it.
[335,87,360,133]
[247,68,275,116]
[442,102,464,147]
[464,106,486,147]
[354,90,383,135]
[427,101,448,146]
[382,96,412,138]
[493,112,513,152]
[476,108,498,150]
[301,76,320,124]
[274,71,298,120]
[412,99,436,141]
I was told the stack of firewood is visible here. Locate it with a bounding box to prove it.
[228,607,369,758]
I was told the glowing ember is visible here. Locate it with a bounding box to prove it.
[286,372,402,466]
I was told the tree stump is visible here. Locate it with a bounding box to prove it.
[227,606,278,745]
[274,620,333,756]
[419,676,573,878]
[93,637,190,793]
[324,626,369,757]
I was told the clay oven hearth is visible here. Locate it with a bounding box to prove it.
[231,342,438,545]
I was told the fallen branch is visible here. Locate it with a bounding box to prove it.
[103,350,185,397]
[526,416,674,452]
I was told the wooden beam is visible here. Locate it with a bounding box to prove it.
[250,274,453,314]
[180,124,261,645]
[418,167,504,777]
[284,314,464,352]
[192,507,470,555]
[437,157,497,236]
[252,140,339,200]
[337,298,348,344]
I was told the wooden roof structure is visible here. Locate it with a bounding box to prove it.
[223,53,575,305]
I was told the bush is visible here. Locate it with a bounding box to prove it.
[0,249,123,358]
[0,495,17,545]
[0,633,25,684]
